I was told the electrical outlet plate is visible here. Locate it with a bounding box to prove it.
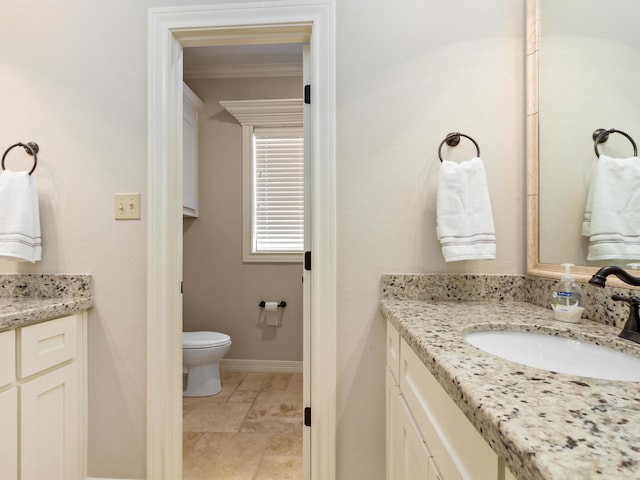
[114,193,140,220]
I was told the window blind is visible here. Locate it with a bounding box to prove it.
[253,127,304,253]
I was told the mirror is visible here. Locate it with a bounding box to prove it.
[528,0,640,279]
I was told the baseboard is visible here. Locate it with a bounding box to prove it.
[220,358,303,373]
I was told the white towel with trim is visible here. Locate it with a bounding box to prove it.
[436,157,496,262]
[582,154,640,260]
[0,170,41,262]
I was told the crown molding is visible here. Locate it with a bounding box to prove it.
[184,62,303,79]
[220,98,303,126]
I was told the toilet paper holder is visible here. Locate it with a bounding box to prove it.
[258,300,287,308]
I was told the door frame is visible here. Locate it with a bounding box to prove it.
[147,2,336,479]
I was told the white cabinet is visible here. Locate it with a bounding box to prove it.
[0,312,86,480]
[0,329,15,386]
[388,368,433,479]
[0,330,18,479]
[0,387,18,480]
[387,320,437,480]
[21,363,79,480]
[183,83,204,218]
[386,320,515,480]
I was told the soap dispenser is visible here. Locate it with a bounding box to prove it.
[551,263,585,323]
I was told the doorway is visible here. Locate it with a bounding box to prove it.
[181,45,306,477]
[147,3,336,479]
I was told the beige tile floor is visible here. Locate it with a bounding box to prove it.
[183,371,304,480]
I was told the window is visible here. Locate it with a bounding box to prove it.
[220,99,304,262]
[253,127,304,256]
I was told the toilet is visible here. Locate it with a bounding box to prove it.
[182,331,232,397]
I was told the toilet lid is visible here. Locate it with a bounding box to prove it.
[183,331,231,348]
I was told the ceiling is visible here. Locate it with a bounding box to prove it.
[183,43,304,79]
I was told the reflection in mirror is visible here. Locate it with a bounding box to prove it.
[533,0,640,273]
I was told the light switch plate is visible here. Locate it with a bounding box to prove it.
[114,193,140,220]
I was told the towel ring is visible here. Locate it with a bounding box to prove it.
[438,132,480,162]
[1,142,39,175]
[593,128,637,158]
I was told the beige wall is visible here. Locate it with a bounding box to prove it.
[0,0,525,478]
[183,76,303,361]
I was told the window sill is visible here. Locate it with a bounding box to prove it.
[242,252,303,264]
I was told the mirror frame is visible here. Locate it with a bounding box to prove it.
[526,0,601,283]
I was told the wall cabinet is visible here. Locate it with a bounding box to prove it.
[0,312,86,480]
[183,83,204,218]
[386,320,516,480]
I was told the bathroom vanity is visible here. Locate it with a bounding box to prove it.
[0,275,93,480]
[382,273,640,479]
[386,315,517,480]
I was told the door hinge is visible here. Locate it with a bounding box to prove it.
[304,84,311,105]
[304,406,311,427]
[304,251,311,271]
[181,281,183,294]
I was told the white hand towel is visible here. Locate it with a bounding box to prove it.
[0,170,42,262]
[436,157,496,262]
[583,155,640,260]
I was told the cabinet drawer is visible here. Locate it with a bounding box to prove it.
[0,330,16,387]
[18,315,78,378]
[400,338,500,479]
[386,320,400,382]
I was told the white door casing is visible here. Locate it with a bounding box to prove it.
[147,2,336,480]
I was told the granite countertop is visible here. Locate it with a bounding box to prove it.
[0,296,94,331]
[381,299,640,480]
[0,274,93,331]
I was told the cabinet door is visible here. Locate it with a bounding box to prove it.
[387,368,400,480]
[394,388,431,479]
[183,109,198,216]
[21,363,79,480]
[183,83,203,218]
[0,388,18,480]
[400,338,499,479]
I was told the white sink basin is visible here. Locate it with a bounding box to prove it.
[464,330,640,382]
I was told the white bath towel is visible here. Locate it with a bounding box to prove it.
[436,157,496,262]
[0,170,41,262]
[583,155,640,260]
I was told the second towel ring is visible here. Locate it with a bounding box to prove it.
[438,132,480,162]
[2,142,39,175]
[593,128,637,158]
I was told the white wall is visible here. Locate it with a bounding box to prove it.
[0,0,526,478]
[0,1,211,477]
[183,76,304,362]
[335,0,525,477]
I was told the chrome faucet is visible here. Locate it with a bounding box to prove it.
[589,266,640,344]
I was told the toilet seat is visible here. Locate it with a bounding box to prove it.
[183,331,231,349]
